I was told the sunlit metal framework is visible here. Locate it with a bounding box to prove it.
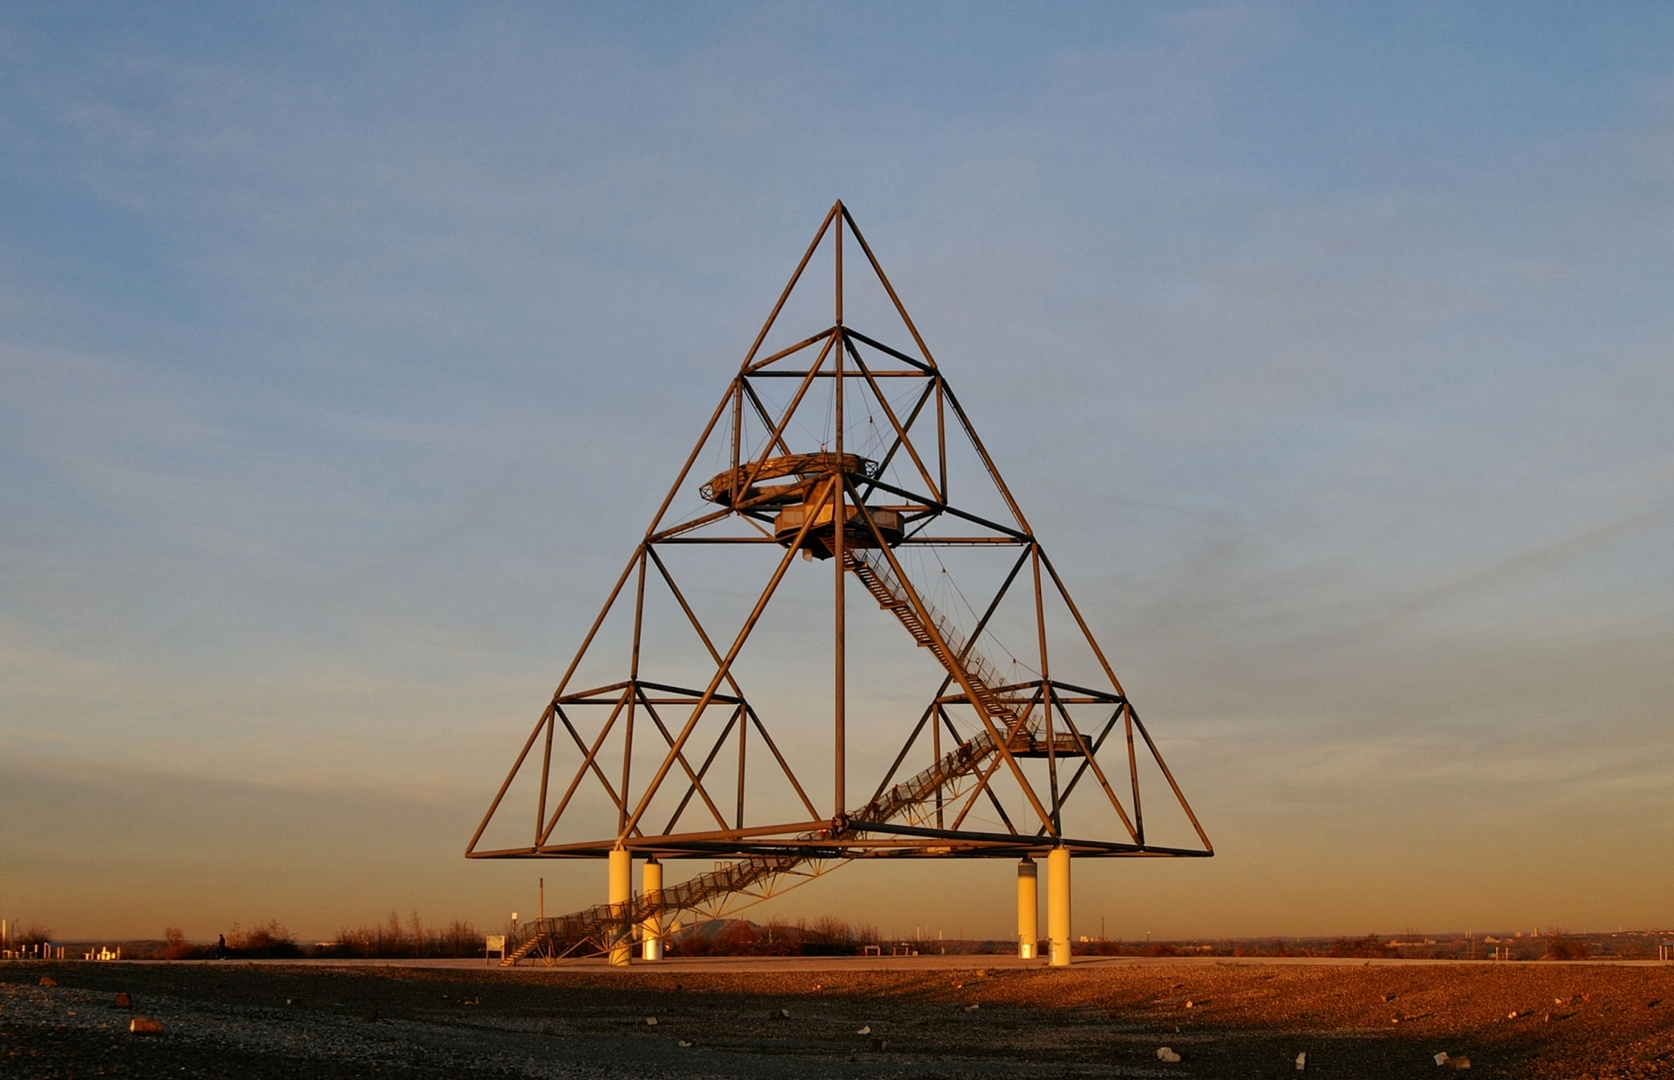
[468,203,1210,907]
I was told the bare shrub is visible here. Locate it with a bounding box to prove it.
[1329,934,1396,959]
[438,918,480,957]
[227,920,302,959]
[323,911,482,958]
[383,909,408,956]
[14,922,54,947]
[161,927,199,960]
[802,916,874,955]
[1544,931,1588,961]
[810,915,854,946]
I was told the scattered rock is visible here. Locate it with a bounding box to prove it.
[1436,1052,1452,1066]
[678,1039,693,1048]
[963,1003,980,1012]
[128,1017,164,1035]
[856,1025,871,1035]
[1506,1010,1521,1019]
[778,1007,791,1018]
[38,977,57,987]
[1184,1000,1195,1009]
[1384,993,1397,1002]
[870,1037,888,1052]
[1433,1053,1472,1070]
[113,993,132,1009]
[1295,1051,1307,1071]
[1650,999,1663,1008]
[645,1016,658,1026]
[1156,1047,1182,1063]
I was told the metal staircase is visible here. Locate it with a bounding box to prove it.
[502,549,1040,964]
[846,550,1020,726]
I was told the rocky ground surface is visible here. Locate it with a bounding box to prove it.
[3,959,1673,1079]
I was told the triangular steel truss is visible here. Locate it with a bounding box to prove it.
[468,203,1211,881]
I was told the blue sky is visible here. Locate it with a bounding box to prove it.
[3,3,1672,941]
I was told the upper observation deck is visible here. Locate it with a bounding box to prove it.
[701,452,904,559]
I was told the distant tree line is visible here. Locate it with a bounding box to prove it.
[673,916,879,957]
[19,915,1628,962]
[148,912,483,959]
[1077,932,1600,960]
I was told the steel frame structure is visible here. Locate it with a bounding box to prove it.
[467,203,1211,880]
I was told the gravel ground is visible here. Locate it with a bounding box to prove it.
[4,958,1673,1079]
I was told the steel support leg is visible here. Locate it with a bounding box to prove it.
[641,857,663,961]
[1017,858,1038,960]
[1048,847,1071,968]
[609,847,632,967]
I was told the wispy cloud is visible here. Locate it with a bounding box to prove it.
[1330,502,1674,644]
[2,4,1672,937]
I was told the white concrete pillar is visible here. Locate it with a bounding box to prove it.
[609,847,633,967]
[640,857,663,961]
[1016,858,1039,959]
[1047,846,1071,968]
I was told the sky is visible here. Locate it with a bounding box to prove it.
[2,2,1673,944]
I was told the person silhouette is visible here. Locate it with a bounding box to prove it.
[215,934,227,960]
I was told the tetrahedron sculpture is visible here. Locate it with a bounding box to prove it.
[468,203,1211,963]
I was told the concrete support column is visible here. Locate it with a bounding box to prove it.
[608,847,633,967]
[1047,847,1071,968]
[640,857,663,961]
[1016,858,1039,960]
